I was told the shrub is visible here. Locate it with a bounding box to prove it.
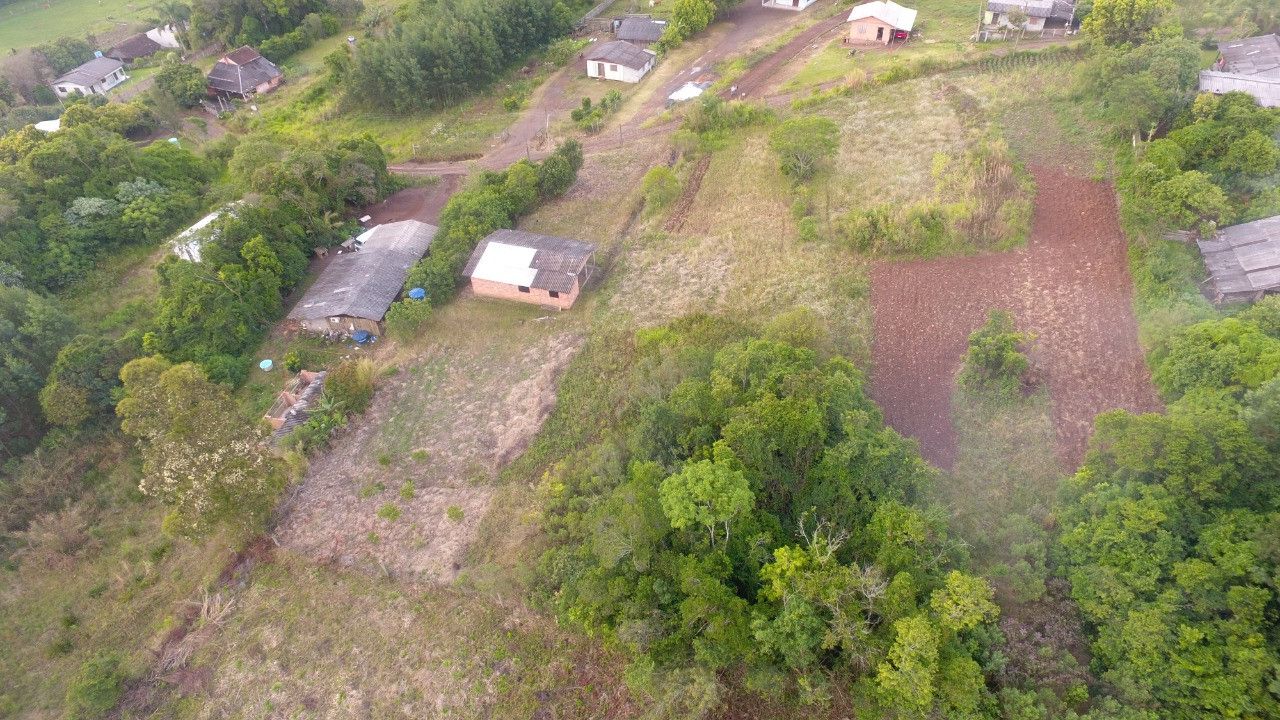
[769,116,839,181]
[283,351,303,373]
[383,298,433,341]
[64,653,126,720]
[446,505,464,522]
[377,503,402,521]
[325,359,376,414]
[959,310,1031,399]
[642,166,681,211]
[155,60,207,107]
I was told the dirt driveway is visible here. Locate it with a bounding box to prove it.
[869,166,1160,470]
[362,175,461,225]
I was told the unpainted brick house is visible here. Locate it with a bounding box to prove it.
[463,229,596,310]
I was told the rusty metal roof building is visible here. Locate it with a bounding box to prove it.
[288,221,437,321]
[1197,214,1280,302]
[1217,34,1280,79]
[463,229,596,293]
[207,45,282,96]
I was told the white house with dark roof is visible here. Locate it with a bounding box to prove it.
[984,0,1076,31]
[463,229,596,310]
[52,57,128,98]
[585,40,655,83]
[1200,34,1280,108]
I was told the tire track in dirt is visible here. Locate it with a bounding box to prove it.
[869,166,1161,470]
[665,155,712,233]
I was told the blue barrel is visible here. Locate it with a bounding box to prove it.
[408,287,426,300]
[259,359,273,371]
[352,330,372,343]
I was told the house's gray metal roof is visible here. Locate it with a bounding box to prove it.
[617,17,665,43]
[463,229,596,293]
[986,0,1075,21]
[1197,215,1280,296]
[585,40,655,70]
[288,221,437,321]
[1217,34,1280,79]
[207,46,282,94]
[54,57,125,87]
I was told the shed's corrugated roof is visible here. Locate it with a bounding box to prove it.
[288,221,437,321]
[1197,215,1280,296]
[356,220,439,255]
[54,57,125,87]
[986,0,1075,20]
[463,229,596,293]
[585,40,655,70]
[1218,34,1280,79]
[847,1,917,30]
[617,16,666,42]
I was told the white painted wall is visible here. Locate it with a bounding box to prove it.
[586,58,652,83]
[762,0,818,11]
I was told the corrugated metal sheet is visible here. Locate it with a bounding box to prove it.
[470,242,539,287]
[288,220,437,321]
[1199,70,1280,108]
[1197,215,1280,299]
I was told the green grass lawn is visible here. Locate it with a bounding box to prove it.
[0,0,149,52]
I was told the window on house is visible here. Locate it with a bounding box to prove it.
[549,290,560,298]
[609,64,618,71]
[518,286,531,293]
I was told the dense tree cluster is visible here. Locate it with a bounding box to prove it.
[404,140,582,306]
[1124,92,1280,232]
[654,0,742,52]
[146,134,393,384]
[117,356,285,535]
[345,0,576,111]
[0,119,211,291]
[537,315,1003,713]
[1055,298,1280,719]
[189,0,358,49]
[0,286,74,459]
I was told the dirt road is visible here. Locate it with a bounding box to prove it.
[869,167,1160,470]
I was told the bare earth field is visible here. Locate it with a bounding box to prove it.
[870,166,1160,470]
[274,317,582,581]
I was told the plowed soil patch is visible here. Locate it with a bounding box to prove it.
[870,166,1160,470]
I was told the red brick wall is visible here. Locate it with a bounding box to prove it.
[470,278,580,310]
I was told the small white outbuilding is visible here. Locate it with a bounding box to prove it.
[585,40,656,83]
